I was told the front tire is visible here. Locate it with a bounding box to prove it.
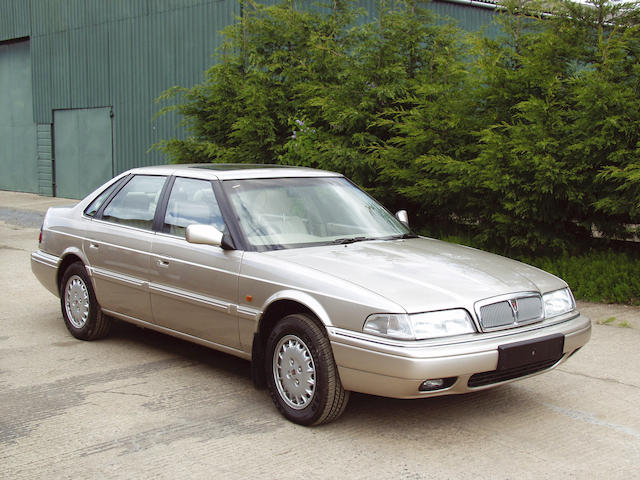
[60,262,111,340]
[266,313,349,425]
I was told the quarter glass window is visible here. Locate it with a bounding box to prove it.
[163,177,225,238]
[84,178,122,217]
[101,175,166,230]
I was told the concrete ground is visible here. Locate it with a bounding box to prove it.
[1,191,639,479]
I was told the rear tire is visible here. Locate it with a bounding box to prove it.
[266,313,349,425]
[60,263,111,340]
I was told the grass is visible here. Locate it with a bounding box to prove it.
[523,251,640,305]
[596,317,633,328]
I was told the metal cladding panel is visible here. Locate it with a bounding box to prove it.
[430,1,501,36]
[30,0,149,36]
[148,0,216,14]
[37,124,53,196]
[49,31,71,112]
[31,35,52,123]
[105,1,238,173]
[33,0,69,36]
[0,0,31,42]
[0,40,38,192]
[53,107,113,199]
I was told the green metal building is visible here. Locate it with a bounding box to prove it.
[0,0,498,199]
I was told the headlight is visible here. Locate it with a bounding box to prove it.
[363,309,475,340]
[543,288,575,318]
[362,314,414,340]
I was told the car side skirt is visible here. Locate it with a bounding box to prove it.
[102,308,252,361]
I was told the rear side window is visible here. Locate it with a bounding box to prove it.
[163,177,225,237]
[101,175,166,230]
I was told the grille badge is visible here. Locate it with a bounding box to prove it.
[509,299,519,318]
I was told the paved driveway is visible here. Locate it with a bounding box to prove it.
[1,194,639,479]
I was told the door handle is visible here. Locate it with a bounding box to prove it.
[89,243,99,250]
[157,259,170,268]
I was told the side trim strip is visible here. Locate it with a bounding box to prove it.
[148,282,230,312]
[238,305,261,320]
[89,266,147,288]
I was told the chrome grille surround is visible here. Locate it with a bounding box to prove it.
[474,292,544,332]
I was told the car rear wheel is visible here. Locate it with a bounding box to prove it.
[60,262,111,340]
[266,313,349,425]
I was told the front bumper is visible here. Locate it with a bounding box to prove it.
[328,313,591,399]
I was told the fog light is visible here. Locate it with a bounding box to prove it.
[419,377,456,392]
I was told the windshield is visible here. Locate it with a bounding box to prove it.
[222,176,410,250]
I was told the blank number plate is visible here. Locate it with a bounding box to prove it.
[497,334,564,371]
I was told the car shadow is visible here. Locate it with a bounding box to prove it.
[107,318,253,382]
[105,318,543,429]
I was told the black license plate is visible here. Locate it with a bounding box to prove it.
[497,334,564,371]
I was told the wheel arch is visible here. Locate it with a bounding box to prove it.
[251,291,332,389]
[56,248,89,293]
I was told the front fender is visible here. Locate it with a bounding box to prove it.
[260,289,333,327]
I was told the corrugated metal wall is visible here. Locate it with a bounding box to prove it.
[0,0,31,41]
[0,40,38,193]
[28,0,239,175]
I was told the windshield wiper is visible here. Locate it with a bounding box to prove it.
[395,233,419,239]
[331,236,374,245]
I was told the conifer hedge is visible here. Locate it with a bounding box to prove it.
[156,0,640,256]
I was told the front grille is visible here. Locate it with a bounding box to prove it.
[467,355,563,388]
[476,294,543,331]
[517,296,544,321]
[479,302,514,328]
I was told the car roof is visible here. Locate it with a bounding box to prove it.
[126,164,343,181]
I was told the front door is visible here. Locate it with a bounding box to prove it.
[149,177,242,349]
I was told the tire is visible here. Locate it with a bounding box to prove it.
[59,262,111,341]
[266,313,349,425]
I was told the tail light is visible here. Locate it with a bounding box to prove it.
[39,225,43,245]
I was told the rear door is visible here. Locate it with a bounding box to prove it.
[84,174,167,322]
[149,177,242,349]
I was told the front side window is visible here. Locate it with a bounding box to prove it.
[101,175,166,230]
[163,177,225,238]
[222,176,408,249]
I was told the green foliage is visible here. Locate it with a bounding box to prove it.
[439,232,640,305]
[156,0,640,257]
[407,0,640,253]
[525,250,640,305]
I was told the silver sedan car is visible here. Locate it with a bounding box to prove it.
[31,164,591,425]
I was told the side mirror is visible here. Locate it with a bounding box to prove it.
[395,210,409,227]
[186,224,223,247]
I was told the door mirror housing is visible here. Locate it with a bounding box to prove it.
[186,224,223,247]
[395,210,409,227]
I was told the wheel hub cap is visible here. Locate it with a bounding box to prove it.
[273,335,316,410]
[64,275,89,329]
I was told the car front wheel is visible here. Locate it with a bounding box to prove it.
[60,262,111,340]
[266,313,349,425]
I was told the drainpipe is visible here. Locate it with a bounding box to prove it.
[435,0,502,10]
